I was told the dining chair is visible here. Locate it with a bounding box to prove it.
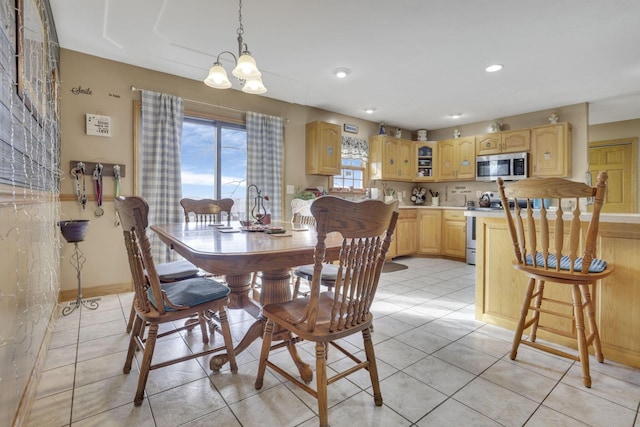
[114,195,237,406]
[180,197,234,225]
[290,198,339,299]
[124,258,200,333]
[180,197,260,300]
[496,171,613,387]
[255,196,398,427]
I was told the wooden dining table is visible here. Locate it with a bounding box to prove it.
[150,221,342,381]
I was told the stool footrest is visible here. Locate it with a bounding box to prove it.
[520,340,580,362]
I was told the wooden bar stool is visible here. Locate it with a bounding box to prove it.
[496,171,613,387]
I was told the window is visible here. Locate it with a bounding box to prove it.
[331,158,366,193]
[181,116,247,218]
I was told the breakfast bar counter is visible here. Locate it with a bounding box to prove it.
[470,210,640,369]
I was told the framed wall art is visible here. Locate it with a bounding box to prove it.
[343,123,358,134]
[17,0,47,121]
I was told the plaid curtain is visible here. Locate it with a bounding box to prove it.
[246,112,284,221]
[140,90,184,263]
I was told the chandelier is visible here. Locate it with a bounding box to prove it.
[203,0,267,94]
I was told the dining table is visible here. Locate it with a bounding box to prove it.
[150,220,342,381]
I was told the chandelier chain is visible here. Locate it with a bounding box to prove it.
[237,0,244,38]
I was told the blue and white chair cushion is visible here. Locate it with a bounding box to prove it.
[147,277,230,312]
[295,264,340,282]
[524,253,607,273]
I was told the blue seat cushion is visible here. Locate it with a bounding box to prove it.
[295,264,340,281]
[155,259,199,281]
[524,253,607,273]
[147,277,230,312]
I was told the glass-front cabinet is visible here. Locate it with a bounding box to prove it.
[414,142,437,182]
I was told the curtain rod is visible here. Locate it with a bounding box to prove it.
[131,85,247,114]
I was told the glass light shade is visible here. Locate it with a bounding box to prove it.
[232,54,262,79]
[204,64,232,89]
[242,77,267,94]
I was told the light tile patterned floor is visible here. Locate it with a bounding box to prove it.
[27,257,640,426]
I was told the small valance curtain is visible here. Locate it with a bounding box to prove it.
[341,136,369,161]
[246,112,284,221]
[140,90,184,263]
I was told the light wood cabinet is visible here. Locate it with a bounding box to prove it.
[531,122,572,177]
[414,142,437,182]
[305,121,341,175]
[438,137,475,181]
[396,209,417,256]
[475,133,501,156]
[417,209,442,255]
[476,129,531,156]
[502,129,531,153]
[441,209,466,258]
[369,135,413,181]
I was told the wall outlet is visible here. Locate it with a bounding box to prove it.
[286,184,295,195]
[476,190,482,198]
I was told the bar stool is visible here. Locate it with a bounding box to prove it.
[496,171,613,387]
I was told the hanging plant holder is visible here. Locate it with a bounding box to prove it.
[58,220,90,243]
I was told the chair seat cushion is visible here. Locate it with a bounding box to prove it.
[525,253,607,273]
[148,277,230,312]
[294,264,340,281]
[155,259,199,281]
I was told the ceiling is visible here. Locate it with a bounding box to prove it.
[49,0,640,131]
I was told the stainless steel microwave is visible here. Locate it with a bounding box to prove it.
[476,152,528,182]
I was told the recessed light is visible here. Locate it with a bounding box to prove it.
[485,64,503,72]
[333,68,351,78]
[365,108,376,114]
[449,113,463,119]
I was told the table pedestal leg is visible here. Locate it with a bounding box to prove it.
[210,268,312,381]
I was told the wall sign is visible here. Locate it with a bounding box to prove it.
[343,123,358,134]
[86,114,111,137]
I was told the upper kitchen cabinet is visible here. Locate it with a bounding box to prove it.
[414,142,437,182]
[531,122,572,177]
[369,135,413,181]
[438,137,475,181]
[305,121,341,175]
[476,129,531,156]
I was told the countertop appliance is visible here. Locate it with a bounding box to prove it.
[477,191,503,209]
[466,192,507,265]
[476,152,528,182]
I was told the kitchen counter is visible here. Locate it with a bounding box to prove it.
[397,204,467,210]
[464,207,640,224]
[474,214,640,369]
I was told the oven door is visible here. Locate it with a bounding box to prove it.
[466,215,476,265]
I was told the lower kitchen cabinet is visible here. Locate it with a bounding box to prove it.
[441,209,466,258]
[396,209,417,256]
[417,209,442,255]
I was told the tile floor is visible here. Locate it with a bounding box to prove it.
[27,257,640,426]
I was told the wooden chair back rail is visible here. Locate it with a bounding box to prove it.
[116,195,169,314]
[499,173,606,274]
[306,198,398,332]
[496,172,611,388]
[292,212,316,226]
[115,195,238,406]
[255,196,399,427]
[180,198,234,224]
[326,236,383,331]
